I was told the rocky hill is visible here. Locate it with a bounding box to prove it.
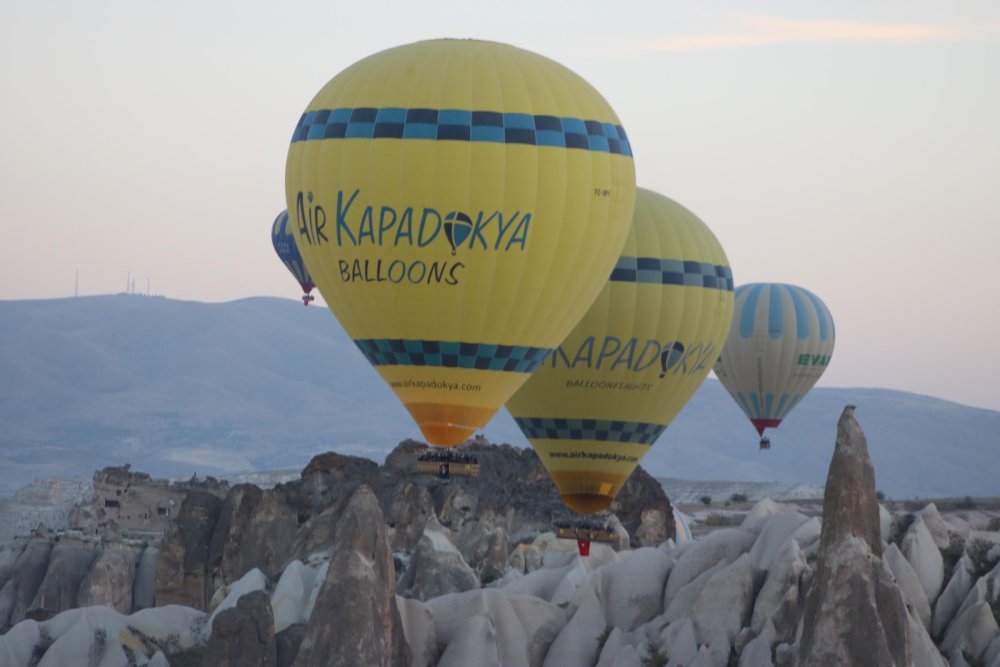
[2,295,999,500]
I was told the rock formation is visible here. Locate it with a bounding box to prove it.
[0,539,52,629]
[0,436,672,639]
[293,485,411,667]
[796,406,911,666]
[399,517,480,601]
[147,438,672,611]
[27,543,99,618]
[154,489,223,609]
[202,589,276,667]
[210,484,299,582]
[77,546,139,612]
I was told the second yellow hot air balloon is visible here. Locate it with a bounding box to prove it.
[285,39,636,446]
[507,188,734,514]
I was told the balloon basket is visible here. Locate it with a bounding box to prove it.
[554,522,616,550]
[414,451,480,479]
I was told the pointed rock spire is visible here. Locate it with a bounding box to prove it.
[797,406,911,667]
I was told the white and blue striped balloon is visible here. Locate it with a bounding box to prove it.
[713,283,835,442]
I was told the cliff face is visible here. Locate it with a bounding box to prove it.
[1,438,670,633]
[152,438,674,612]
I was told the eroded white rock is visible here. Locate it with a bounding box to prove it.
[885,543,931,630]
[507,593,569,667]
[271,559,324,632]
[740,618,776,667]
[595,547,671,631]
[750,541,806,643]
[907,604,948,667]
[691,552,756,645]
[427,588,529,667]
[659,618,697,667]
[933,553,974,638]
[919,504,953,551]
[664,528,756,603]
[901,515,945,605]
[747,508,810,572]
[437,614,502,667]
[941,600,1000,663]
[208,567,267,629]
[397,595,437,667]
[543,583,607,667]
[742,499,783,534]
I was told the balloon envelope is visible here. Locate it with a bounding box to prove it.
[507,189,734,514]
[285,39,636,446]
[713,283,835,438]
[271,210,315,296]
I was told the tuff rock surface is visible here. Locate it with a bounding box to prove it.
[3,429,1000,665]
[796,406,911,667]
[293,485,410,667]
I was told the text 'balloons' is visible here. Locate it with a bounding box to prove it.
[285,39,637,446]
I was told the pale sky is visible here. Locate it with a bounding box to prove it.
[2,1,998,411]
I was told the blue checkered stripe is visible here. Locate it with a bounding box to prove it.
[514,417,666,445]
[610,257,733,291]
[291,107,632,157]
[355,339,551,372]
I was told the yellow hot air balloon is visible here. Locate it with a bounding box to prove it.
[507,189,734,514]
[713,283,835,448]
[286,39,636,447]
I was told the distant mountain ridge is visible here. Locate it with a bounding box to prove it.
[1,295,997,499]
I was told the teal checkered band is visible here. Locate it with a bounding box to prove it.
[292,107,632,157]
[514,417,665,444]
[610,257,733,290]
[355,338,550,373]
